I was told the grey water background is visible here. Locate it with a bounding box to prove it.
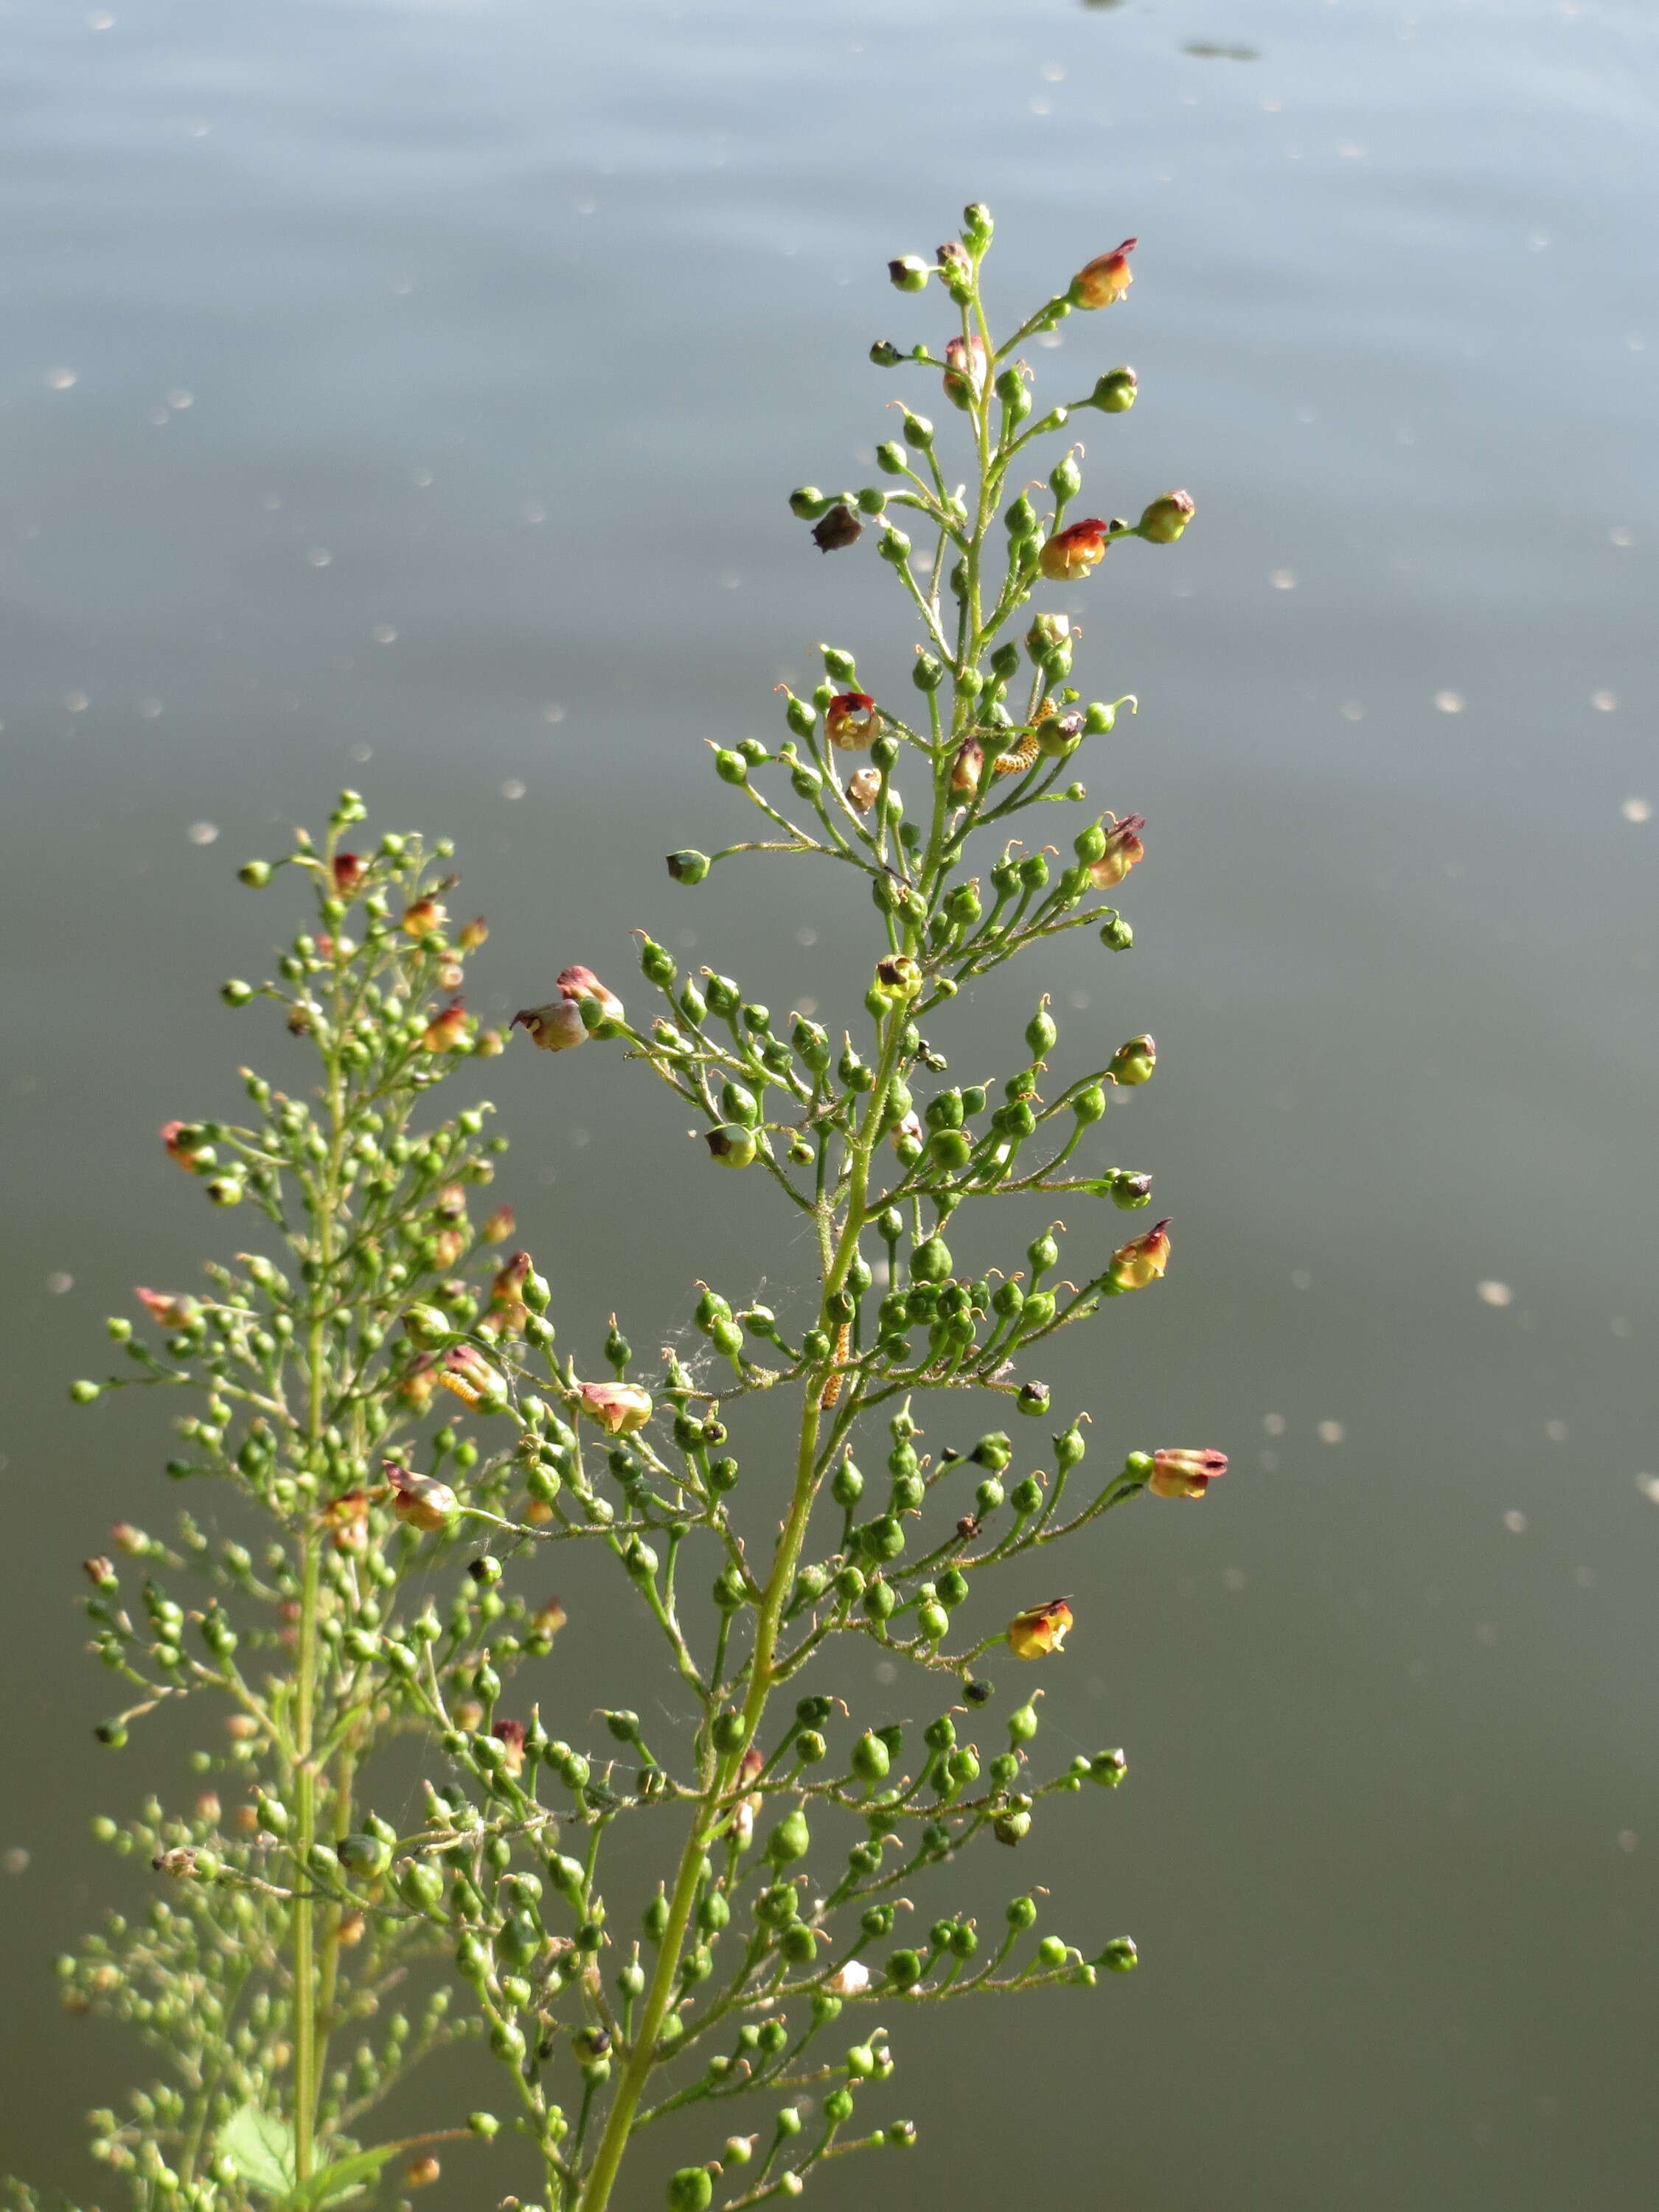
[2,0,1658,2202]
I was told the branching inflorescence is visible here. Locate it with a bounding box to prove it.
[20,206,1228,2212]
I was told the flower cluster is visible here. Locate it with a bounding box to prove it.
[34,205,1228,2212]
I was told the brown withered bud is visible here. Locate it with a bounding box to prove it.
[811,504,863,554]
[459,916,489,950]
[434,1182,468,1222]
[480,1205,516,1244]
[83,1555,116,1589]
[334,1910,366,1947]
[332,852,368,896]
[846,765,882,812]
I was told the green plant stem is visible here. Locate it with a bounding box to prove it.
[576,1015,908,2212]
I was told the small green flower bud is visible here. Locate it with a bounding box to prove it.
[1099,911,1134,951]
[766,1807,810,1865]
[1008,1702,1040,1745]
[220,978,254,1007]
[989,1750,1020,1788]
[876,439,908,476]
[1049,450,1082,503]
[70,1380,102,1405]
[995,1810,1032,1846]
[1025,1003,1057,1057]
[911,1235,952,1284]
[1016,1382,1051,1418]
[862,1575,897,1621]
[887,1947,923,1989]
[714,748,748,785]
[1038,1935,1068,1969]
[861,1515,905,1563]
[668,2169,714,2212]
[801,1326,832,1361]
[1091,1749,1127,1787]
[789,487,832,520]
[667,849,711,886]
[869,339,902,367]
[912,650,945,692]
[1097,1935,1138,1972]
[1090,366,1138,413]
[888,255,929,292]
[1138,490,1194,543]
[468,2111,500,2138]
[879,525,911,565]
[832,1457,864,1507]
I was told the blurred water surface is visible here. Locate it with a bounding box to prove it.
[2,0,1658,2205]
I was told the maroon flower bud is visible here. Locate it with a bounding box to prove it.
[400,896,448,939]
[577,1380,653,1436]
[492,1718,527,1777]
[1108,1218,1171,1292]
[1070,239,1136,309]
[943,334,990,408]
[1087,814,1145,890]
[421,1001,472,1053]
[324,1489,371,1554]
[1148,1448,1228,1500]
[1039,518,1110,583]
[384,1460,459,1533]
[512,999,586,1051]
[438,1345,507,1410]
[1006,1596,1074,1659]
[825,692,877,751]
[332,852,368,896]
[811,504,863,554]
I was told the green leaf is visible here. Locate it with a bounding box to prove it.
[219,2107,296,2198]
[289,2140,406,2212]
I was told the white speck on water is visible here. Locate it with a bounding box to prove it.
[1545,1419,1568,1443]
[348,743,372,764]
[1036,330,1063,349]
[1527,229,1551,251]
[187,821,219,846]
[1433,689,1464,714]
[147,406,170,427]
[411,468,434,487]
[1318,1419,1346,1444]
[1340,700,1365,720]
[1620,796,1651,823]
[1609,525,1635,547]
[542,703,566,725]
[1624,334,1646,352]
[1636,1474,1659,1503]
[1291,1267,1312,1290]
[568,1127,590,1149]
[874,1660,897,1684]
[46,368,78,391]
[88,10,116,27]
[1618,1829,1638,1852]
[1503,1510,1528,1534]
[306,546,333,568]
[1590,688,1618,712]
[1067,988,1091,1010]
[1264,1413,1286,1436]
[46,1272,73,1295]
[2,1848,28,1875]
[64,691,89,713]
[1270,568,1296,590]
[1222,1565,1247,1591]
[719,571,741,589]
[574,195,598,216]
[372,623,397,644]
[795,928,817,947]
[187,120,210,138]
[167,388,193,411]
[1040,60,1065,80]
[1029,97,1052,116]
[522,501,546,524]
[795,995,818,1016]
[676,929,697,949]
[500,779,526,801]
[1477,1280,1513,1307]
[1610,1317,1633,1338]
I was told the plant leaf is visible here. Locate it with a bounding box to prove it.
[219,2107,297,2197]
[288,2140,406,2211]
